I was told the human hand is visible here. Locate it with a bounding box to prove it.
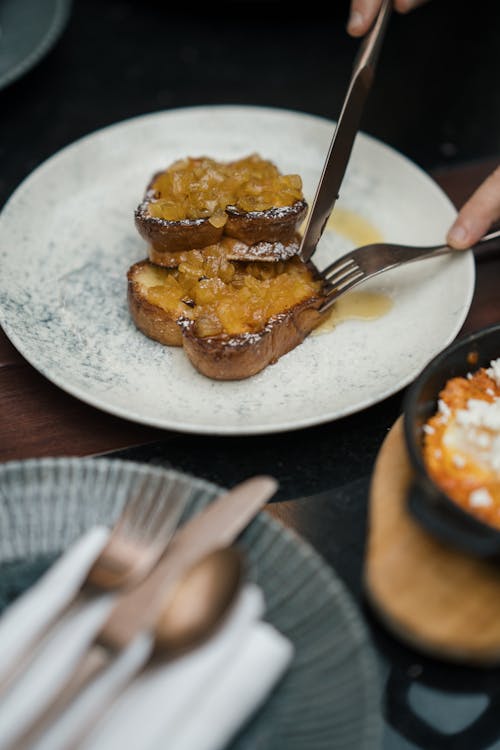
[347,0,428,37]
[447,167,500,249]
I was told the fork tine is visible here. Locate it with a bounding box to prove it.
[320,255,357,279]
[323,267,364,293]
[152,482,193,543]
[323,262,362,290]
[320,272,366,312]
[119,474,169,537]
[133,474,193,545]
[132,475,183,541]
[132,476,168,539]
[113,474,151,533]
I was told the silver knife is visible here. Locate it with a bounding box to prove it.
[299,0,392,263]
[13,475,278,750]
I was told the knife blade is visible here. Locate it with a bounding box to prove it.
[299,0,392,263]
[12,475,278,750]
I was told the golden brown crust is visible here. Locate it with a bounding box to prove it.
[135,202,223,255]
[127,261,183,346]
[127,259,327,380]
[223,200,307,245]
[181,296,325,380]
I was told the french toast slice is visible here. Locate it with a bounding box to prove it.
[134,155,307,265]
[127,246,327,380]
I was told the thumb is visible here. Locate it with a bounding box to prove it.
[447,166,500,249]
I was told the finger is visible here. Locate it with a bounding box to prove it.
[394,0,430,14]
[447,166,500,249]
[347,0,429,36]
[347,0,381,37]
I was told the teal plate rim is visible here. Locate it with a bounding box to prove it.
[0,0,73,90]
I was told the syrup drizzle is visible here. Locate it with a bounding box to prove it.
[314,207,393,334]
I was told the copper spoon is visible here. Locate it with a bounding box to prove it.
[153,545,244,655]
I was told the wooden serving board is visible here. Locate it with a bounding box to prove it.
[364,416,500,665]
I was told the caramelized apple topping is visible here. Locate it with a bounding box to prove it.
[147,154,304,225]
[140,245,322,337]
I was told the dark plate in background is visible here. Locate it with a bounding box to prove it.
[0,0,72,90]
[403,324,500,558]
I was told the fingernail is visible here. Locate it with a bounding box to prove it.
[347,10,364,32]
[447,223,468,246]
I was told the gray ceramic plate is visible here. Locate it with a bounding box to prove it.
[0,457,382,750]
[0,0,72,90]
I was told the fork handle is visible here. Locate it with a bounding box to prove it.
[391,228,500,264]
[426,228,500,258]
[470,227,500,257]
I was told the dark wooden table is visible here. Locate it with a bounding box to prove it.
[2,0,500,746]
[1,156,500,750]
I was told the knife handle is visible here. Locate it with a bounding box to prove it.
[353,0,392,79]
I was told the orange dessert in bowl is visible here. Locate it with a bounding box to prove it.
[422,360,500,528]
[403,324,500,557]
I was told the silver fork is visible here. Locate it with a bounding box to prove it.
[318,228,500,312]
[0,467,191,694]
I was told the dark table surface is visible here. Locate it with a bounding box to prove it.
[1,1,500,748]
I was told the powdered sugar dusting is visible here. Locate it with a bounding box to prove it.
[227,238,300,261]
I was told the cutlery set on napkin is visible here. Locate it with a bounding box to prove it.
[0,476,293,750]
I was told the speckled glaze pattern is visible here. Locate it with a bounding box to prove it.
[0,457,383,750]
[0,106,474,434]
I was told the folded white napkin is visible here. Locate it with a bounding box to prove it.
[0,528,293,750]
[0,526,110,686]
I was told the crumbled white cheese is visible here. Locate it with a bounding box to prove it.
[438,399,451,420]
[477,432,492,448]
[434,449,442,459]
[469,488,493,507]
[423,424,435,435]
[456,398,500,431]
[486,358,500,386]
[443,397,500,476]
[452,454,466,468]
[486,388,495,397]
[493,436,500,472]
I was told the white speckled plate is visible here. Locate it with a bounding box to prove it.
[0,106,474,435]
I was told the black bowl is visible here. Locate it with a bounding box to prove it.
[403,323,500,558]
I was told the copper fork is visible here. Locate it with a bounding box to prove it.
[318,229,500,312]
[0,466,192,694]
